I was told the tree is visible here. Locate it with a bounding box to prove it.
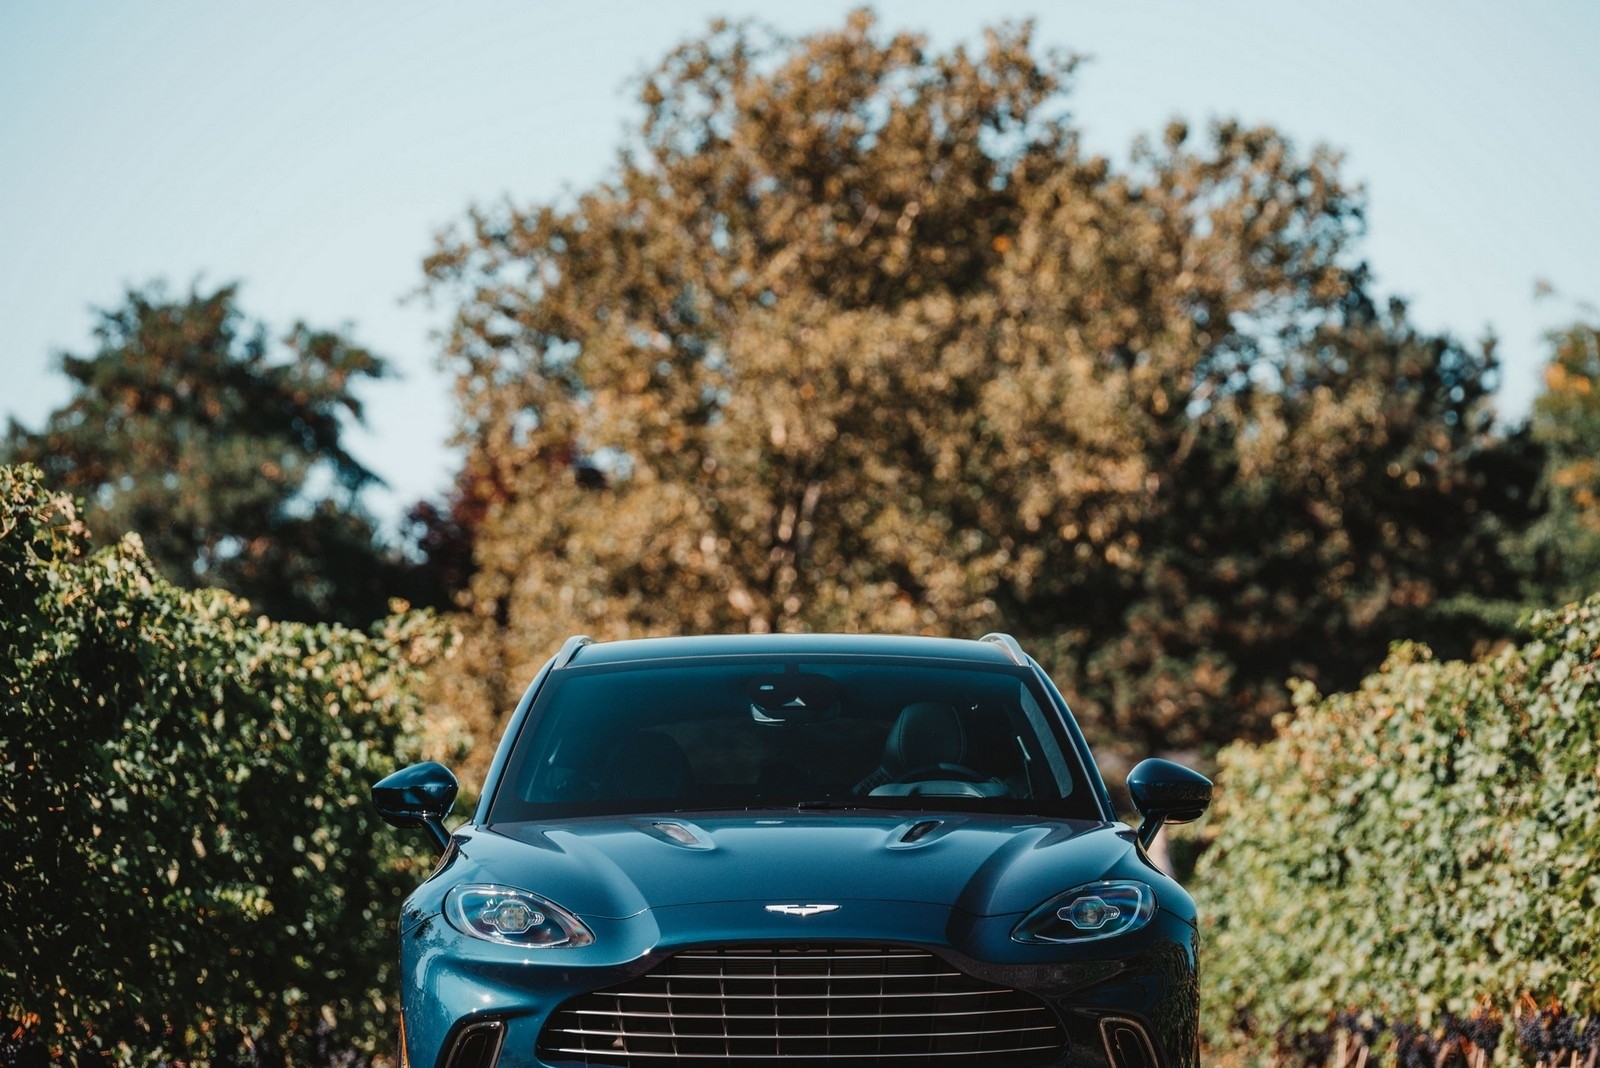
[1512,320,1600,604]
[4,283,410,626]
[423,11,1524,768]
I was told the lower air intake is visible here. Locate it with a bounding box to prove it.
[1100,1016,1159,1068]
[537,945,1065,1066]
[443,1019,504,1068]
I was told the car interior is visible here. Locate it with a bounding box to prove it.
[492,659,1093,820]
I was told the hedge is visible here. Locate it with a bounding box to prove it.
[1198,595,1600,1064]
[0,464,451,1064]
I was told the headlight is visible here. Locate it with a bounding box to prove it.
[1012,880,1155,944]
[444,884,595,948]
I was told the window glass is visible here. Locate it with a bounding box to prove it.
[488,657,1101,822]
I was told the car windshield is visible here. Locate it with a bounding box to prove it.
[487,656,1103,822]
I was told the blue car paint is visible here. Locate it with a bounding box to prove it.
[382,634,1206,1068]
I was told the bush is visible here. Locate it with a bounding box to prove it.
[0,465,450,1063]
[1198,594,1600,1063]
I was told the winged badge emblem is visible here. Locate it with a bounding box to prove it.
[764,904,841,918]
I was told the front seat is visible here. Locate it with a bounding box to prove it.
[601,730,693,799]
[854,702,967,794]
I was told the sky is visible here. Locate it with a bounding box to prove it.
[3,1,1598,527]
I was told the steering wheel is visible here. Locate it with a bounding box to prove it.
[888,762,998,786]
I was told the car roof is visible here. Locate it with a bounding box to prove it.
[562,632,1026,669]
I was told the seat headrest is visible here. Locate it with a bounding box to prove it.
[882,701,966,775]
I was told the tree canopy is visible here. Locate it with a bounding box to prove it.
[422,11,1529,767]
[4,283,413,626]
[1510,320,1600,605]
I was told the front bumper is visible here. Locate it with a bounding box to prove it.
[399,900,1198,1068]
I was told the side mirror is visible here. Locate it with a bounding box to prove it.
[1127,758,1212,850]
[373,761,459,855]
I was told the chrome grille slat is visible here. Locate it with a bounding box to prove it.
[646,970,962,980]
[607,987,1006,1000]
[555,1024,1060,1039]
[536,945,1066,1067]
[566,1004,1049,1020]
[673,951,928,960]
[539,1044,1064,1060]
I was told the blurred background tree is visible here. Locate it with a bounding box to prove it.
[3,283,447,626]
[10,12,1587,782]
[422,11,1536,775]
[1507,319,1600,606]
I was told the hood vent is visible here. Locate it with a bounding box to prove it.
[646,820,712,849]
[899,819,943,844]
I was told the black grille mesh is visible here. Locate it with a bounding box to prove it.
[536,945,1065,1066]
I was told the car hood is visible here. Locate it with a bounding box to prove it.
[432,812,1147,920]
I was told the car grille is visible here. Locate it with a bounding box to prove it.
[536,945,1066,1065]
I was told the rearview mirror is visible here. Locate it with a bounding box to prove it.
[373,761,459,854]
[1127,758,1212,850]
[746,672,841,725]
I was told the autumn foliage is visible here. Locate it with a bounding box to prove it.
[5,10,1600,1065]
[423,12,1527,778]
